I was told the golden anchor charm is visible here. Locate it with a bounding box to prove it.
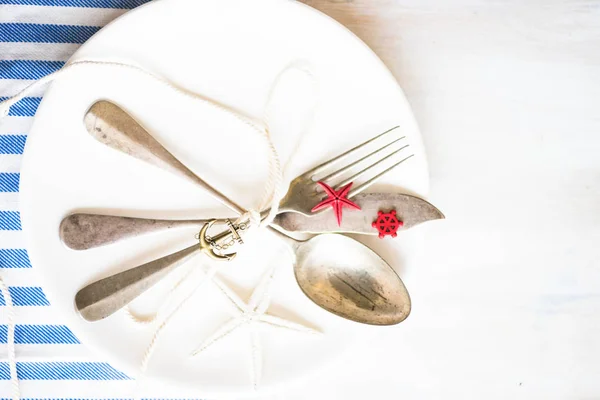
[198,219,242,261]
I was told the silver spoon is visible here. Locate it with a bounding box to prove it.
[281,231,411,326]
[75,222,411,325]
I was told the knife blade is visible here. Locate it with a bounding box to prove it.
[273,192,444,235]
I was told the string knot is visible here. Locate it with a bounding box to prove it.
[247,209,262,228]
[234,209,261,231]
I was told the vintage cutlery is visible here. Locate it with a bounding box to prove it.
[271,126,413,217]
[83,100,274,260]
[274,192,444,234]
[70,101,415,250]
[75,101,416,323]
[84,101,248,218]
[76,216,411,325]
[60,193,443,250]
[60,213,208,251]
[83,101,413,226]
[75,220,234,322]
[289,233,410,325]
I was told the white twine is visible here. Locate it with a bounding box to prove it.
[131,262,220,400]
[132,62,317,395]
[0,58,317,398]
[263,61,319,180]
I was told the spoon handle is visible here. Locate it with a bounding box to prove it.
[75,244,199,322]
[60,214,208,250]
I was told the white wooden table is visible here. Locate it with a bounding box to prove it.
[284,1,600,398]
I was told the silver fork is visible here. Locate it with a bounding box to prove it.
[80,102,414,245]
[61,129,414,250]
[267,126,414,217]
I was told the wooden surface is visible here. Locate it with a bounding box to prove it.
[285,1,600,399]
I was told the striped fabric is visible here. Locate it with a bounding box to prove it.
[0,0,157,396]
[0,249,31,268]
[0,60,65,79]
[0,0,149,7]
[0,325,79,344]
[0,97,41,116]
[0,287,49,306]
[0,173,19,192]
[0,23,100,44]
[0,136,26,154]
[0,212,21,230]
[0,362,130,380]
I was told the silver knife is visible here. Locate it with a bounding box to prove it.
[274,192,443,235]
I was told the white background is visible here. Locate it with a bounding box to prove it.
[283,1,600,399]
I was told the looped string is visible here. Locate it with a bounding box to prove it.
[0,58,317,400]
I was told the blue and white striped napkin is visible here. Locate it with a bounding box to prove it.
[0,0,183,397]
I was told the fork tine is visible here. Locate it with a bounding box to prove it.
[347,154,415,198]
[307,126,400,177]
[319,136,405,183]
[332,144,410,189]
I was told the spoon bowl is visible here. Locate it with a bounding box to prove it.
[280,233,411,325]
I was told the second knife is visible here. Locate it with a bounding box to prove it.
[60,192,443,250]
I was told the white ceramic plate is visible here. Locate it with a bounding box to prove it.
[20,0,429,396]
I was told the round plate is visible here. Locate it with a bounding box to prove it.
[20,0,429,396]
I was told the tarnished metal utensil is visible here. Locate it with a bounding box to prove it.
[85,100,414,225]
[278,231,411,325]
[60,192,443,250]
[75,244,199,322]
[76,225,412,325]
[274,192,444,235]
[77,101,413,324]
[75,219,237,322]
[60,214,209,250]
[84,100,247,216]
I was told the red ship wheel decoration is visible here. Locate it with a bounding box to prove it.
[310,181,404,239]
[372,210,403,238]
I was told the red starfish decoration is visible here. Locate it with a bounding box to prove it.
[311,181,361,226]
